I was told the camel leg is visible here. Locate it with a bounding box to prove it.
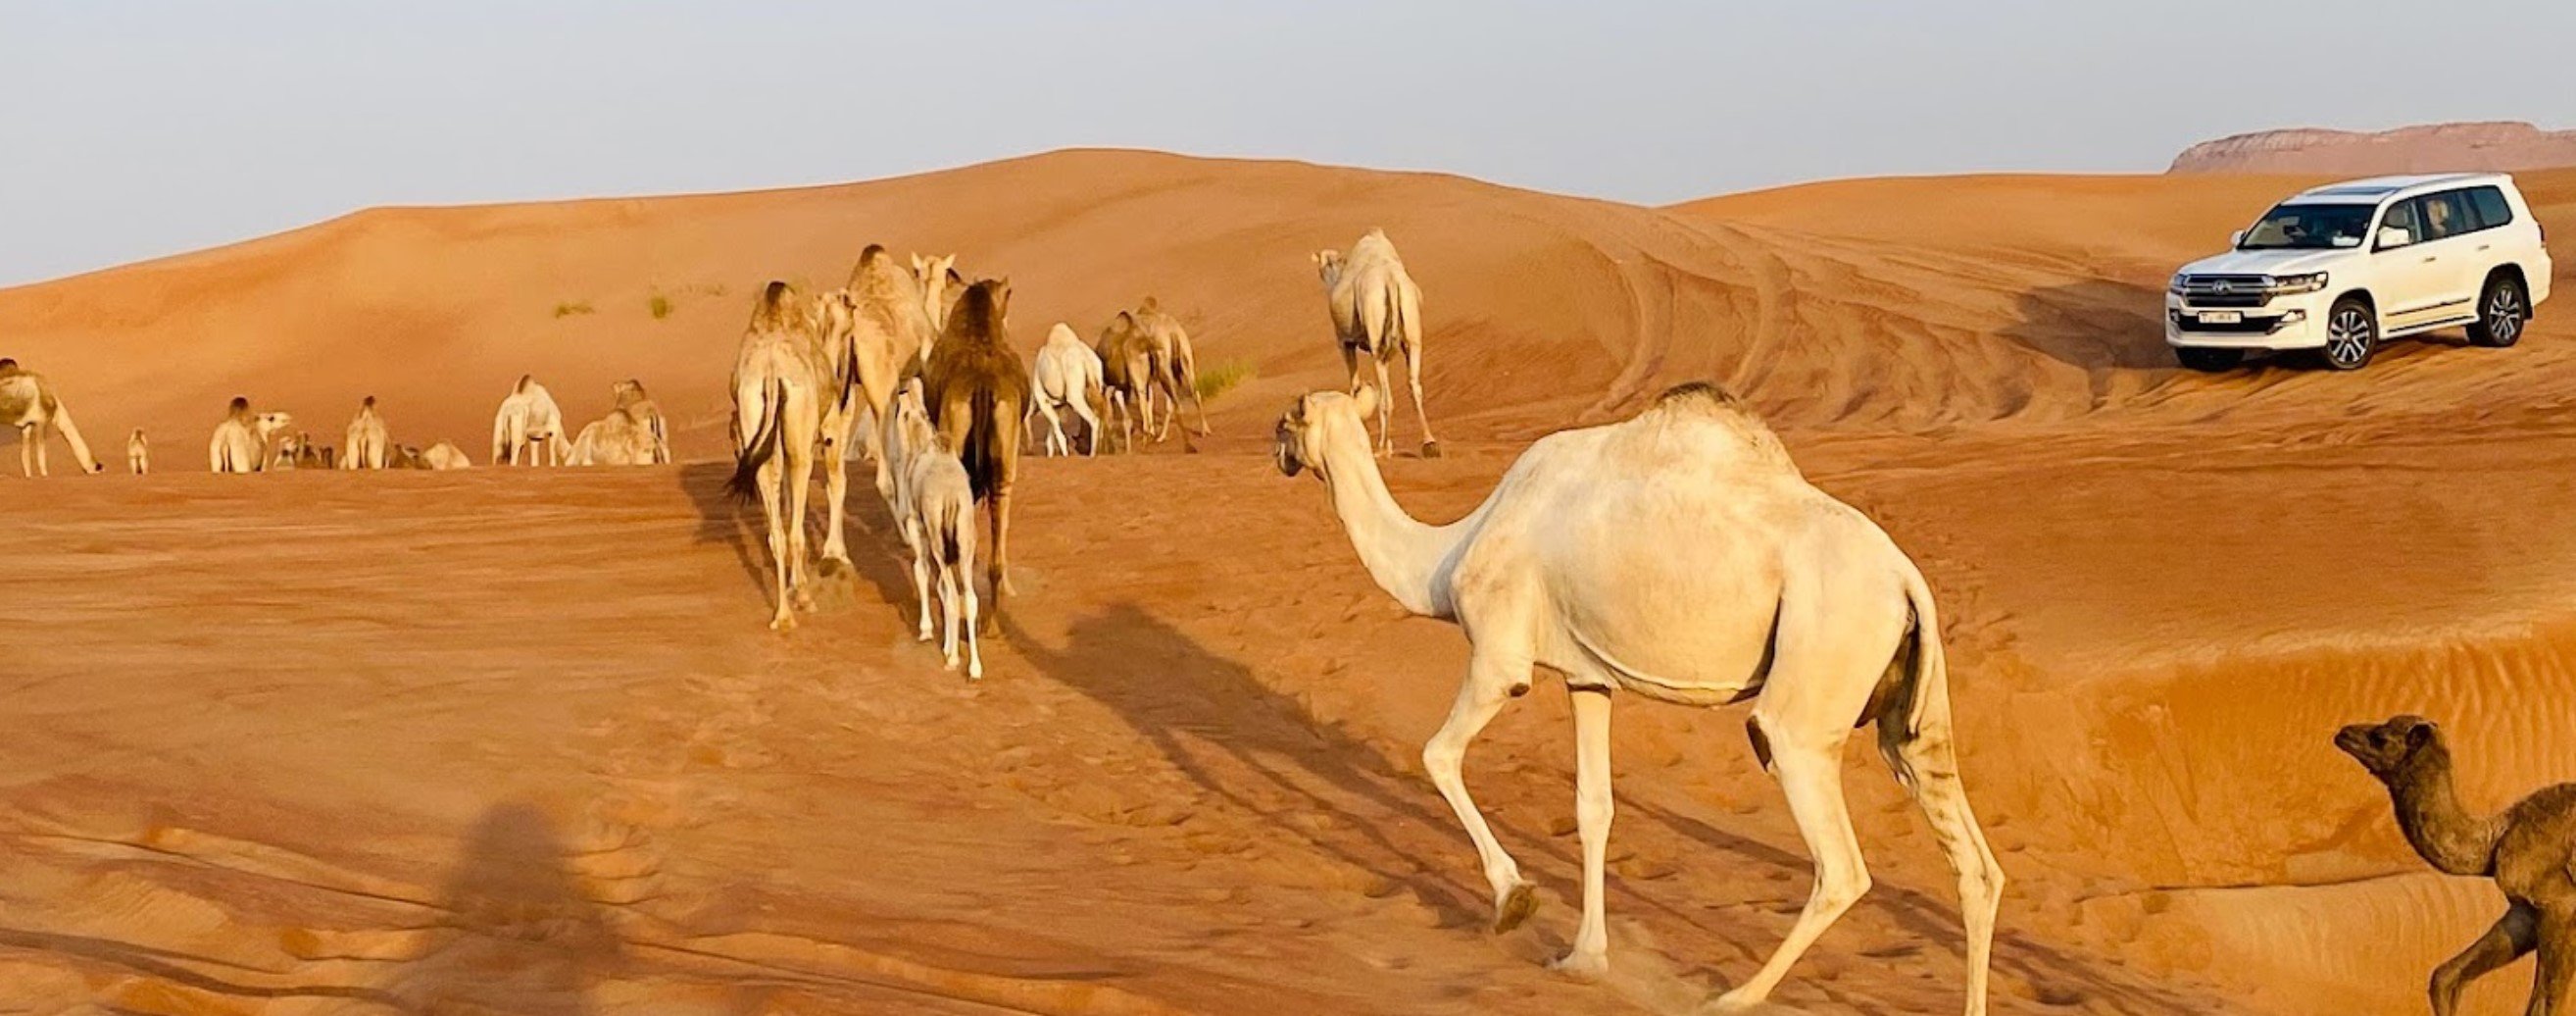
[50,407,100,473]
[1894,709,2006,1016]
[1371,357,1396,458]
[937,568,962,670]
[1423,653,1535,930]
[909,521,936,642]
[1715,731,1870,1012]
[987,483,1016,600]
[1038,400,1066,458]
[1070,388,1103,457]
[786,449,817,612]
[1403,339,1440,458]
[757,466,794,633]
[2531,908,2576,1016]
[959,558,983,680]
[1551,688,1614,978]
[21,427,38,478]
[820,432,854,567]
[2433,905,2536,1016]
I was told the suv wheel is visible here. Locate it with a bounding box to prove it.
[2468,275,2528,348]
[2176,347,2244,372]
[2322,297,2378,371]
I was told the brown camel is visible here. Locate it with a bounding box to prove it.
[1093,311,1156,451]
[2338,716,2576,1016]
[1132,296,1210,438]
[920,279,1030,606]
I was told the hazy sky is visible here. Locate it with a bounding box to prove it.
[5,0,2572,285]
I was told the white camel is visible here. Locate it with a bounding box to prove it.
[342,396,389,470]
[1272,382,2002,1016]
[209,400,290,474]
[912,252,961,339]
[0,358,106,476]
[1314,228,1440,458]
[421,440,472,471]
[126,429,149,476]
[817,245,939,544]
[491,376,570,466]
[1026,323,1105,457]
[728,280,828,632]
[889,379,982,677]
[565,381,667,467]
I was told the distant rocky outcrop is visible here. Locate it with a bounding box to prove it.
[2169,121,2576,175]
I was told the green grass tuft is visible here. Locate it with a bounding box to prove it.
[552,300,594,319]
[648,293,674,320]
[1195,360,1256,402]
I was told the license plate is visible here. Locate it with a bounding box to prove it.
[2196,311,2243,325]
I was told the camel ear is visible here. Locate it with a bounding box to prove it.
[911,253,925,274]
[2405,722,2436,751]
[1352,383,1381,420]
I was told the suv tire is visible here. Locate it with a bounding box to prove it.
[2176,347,2244,372]
[2468,274,2528,348]
[2322,296,2378,371]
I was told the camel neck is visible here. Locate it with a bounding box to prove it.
[1318,426,1462,619]
[2386,751,2499,877]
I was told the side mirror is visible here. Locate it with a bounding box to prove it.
[2377,227,2413,249]
[2229,229,2246,247]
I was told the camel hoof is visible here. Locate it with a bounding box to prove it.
[943,656,961,672]
[1706,989,1774,1013]
[817,556,851,577]
[768,616,797,634]
[916,628,933,643]
[1547,951,1608,982]
[1493,882,1538,933]
[1421,440,1443,459]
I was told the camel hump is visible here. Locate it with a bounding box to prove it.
[0,357,18,375]
[363,394,377,408]
[515,374,535,394]
[1652,381,1749,414]
[860,243,887,263]
[228,395,250,412]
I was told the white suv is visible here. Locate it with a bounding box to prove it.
[2166,173,2551,371]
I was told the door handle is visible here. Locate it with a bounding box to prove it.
[2422,256,2439,264]
[2479,244,2493,252]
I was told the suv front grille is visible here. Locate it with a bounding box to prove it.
[2176,275,2277,308]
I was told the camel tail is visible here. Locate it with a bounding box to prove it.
[939,496,968,570]
[1870,573,1950,786]
[959,385,1007,503]
[727,377,787,505]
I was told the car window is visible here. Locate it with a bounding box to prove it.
[2468,186,2515,230]
[2378,199,2420,248]
[2418,191,2471,241]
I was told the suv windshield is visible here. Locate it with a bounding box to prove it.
[2238,203,2375,250]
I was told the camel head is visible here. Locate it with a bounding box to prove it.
[1313,250,1345,287]
[2335,715,2447,781]
[254,412,294,440]
[1273,386,1379,479]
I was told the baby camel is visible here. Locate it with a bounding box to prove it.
[2338,716,2576,1016]
[889,379,983,678]
[1274,381,2001,1015]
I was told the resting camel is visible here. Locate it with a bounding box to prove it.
[1273,381,2001,1014]
[566,382,667,467]
[126,430,149,476]
[1314,228,1440,457]
[421,440,471,470]
[1132,297,1211,439]
[889,379,983,677]
[275,432,332,470]
[727,280,828,632]
[1027,323,1105,457]
[612,380,669,464]
[920,279,1029,604]
[342,396,389,470]
[0,358,105,476]
[2338,716,2576,1016]
[815,245,937,562]
[209,400,289,474]
[1093,312,1157,451]
[491,376,570,466]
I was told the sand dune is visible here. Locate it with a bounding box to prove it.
[7,149,2576,1014]
[2170,121,2576,176]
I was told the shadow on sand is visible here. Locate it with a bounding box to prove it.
[678,459,914,609]
[2000,279,2177,375]
[389,802,619,1015]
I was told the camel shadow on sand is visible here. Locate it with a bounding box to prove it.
[678,459,915,609]
[386,802,618,1015]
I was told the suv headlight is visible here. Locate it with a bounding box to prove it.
[2269,272,2329,294]
[2168,273,2190,295]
